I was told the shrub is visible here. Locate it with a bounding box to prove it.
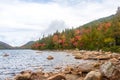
[102,46,120,53]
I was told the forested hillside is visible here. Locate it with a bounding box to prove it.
[32,7,120,52]
[20,41,35,49]
[0,41,13,49]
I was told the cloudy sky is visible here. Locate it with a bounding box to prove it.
[0,0,120,46]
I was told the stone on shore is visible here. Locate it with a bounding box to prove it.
[77,62,98,73]
[65,74,80,80]
[47,74,66,80]
[14,71,47,80]
[14,72,31,80]
[100,61,120,80]
[3,53,9,57]
[74,54,83,59]
[84,71,102,80]
[13,50,120,80]
[47,56,54,60]
[73,50,120,60]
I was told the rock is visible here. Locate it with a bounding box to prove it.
[74,50,113,60]
[44,73,49,78]
[3,53,9,57]
[105,52,112,54]
[64,62,98,75]
[71,70,80,75]
[64,66,73,74]
[15,70,47,80]
[118,57,120,60]
[77,62,96,73]
[54,66,62,70]
[20,70,32,74]
[84,71,102,80]
[100,61,115,78]
[36,51,42,53]
[30,72,46,80]
[47,74,66,80]
[65,74,80,80]
[83,55,89,60]
[30,72,40,80]
[64,66,83,75]
[15,70,32,80]
[100,61,120,80]
[110,58,119,62]
[87,55,110,60]
[14,73,31,80]
[76,77,84,80]
[93,63,101,68]
[111,53,120,59]
[47,56,54,60]
[74,54,83,59]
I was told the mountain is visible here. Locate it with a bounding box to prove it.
[20,41,35,49]
[0,41,13,49]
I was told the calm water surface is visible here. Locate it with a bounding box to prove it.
[0,50,91,79]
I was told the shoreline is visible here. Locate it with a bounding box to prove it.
[13,50,120,80]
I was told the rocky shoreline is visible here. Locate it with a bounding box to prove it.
[14,50,120,80]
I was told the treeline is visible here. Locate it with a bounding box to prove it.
[32,8,120,52]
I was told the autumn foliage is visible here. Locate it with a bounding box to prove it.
[31,20,120,51]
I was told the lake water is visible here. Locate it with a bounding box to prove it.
[0,50,91,79]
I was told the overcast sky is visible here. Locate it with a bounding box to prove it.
[0,0,120,46]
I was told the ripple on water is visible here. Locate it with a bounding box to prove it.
[0,50,92,79]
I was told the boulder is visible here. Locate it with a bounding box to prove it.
[65,74,80,80]
[87,55,110,60]
[14,73,31,80]
[118,57,120,60]
[47,74,66,80]
[47,56,54,60]
[111,53,120,59]
[64,66,73,74]
[84,71,102,80]
[76,77,84,80]
[100,61,120,80]
[30,72,46,80]
[54,66,62,70]
[15,71,46,80]
[77,62,97,73]
[100,61,115,78]
[3,53,9,57]
[74,54,83,59]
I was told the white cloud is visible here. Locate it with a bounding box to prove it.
[0,0,120,46]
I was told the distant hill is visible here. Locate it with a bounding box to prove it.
[20,41,35,49]
[0,41,13,49]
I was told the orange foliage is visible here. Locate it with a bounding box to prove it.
[75,29,80,35]
[32,43,46,48]
[97,22,111,31]
[75,35,81,40]
[105,22,111,29]
[53,35,59,42]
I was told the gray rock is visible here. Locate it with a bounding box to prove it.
[100,61,120,80]
[100,61,114,78]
